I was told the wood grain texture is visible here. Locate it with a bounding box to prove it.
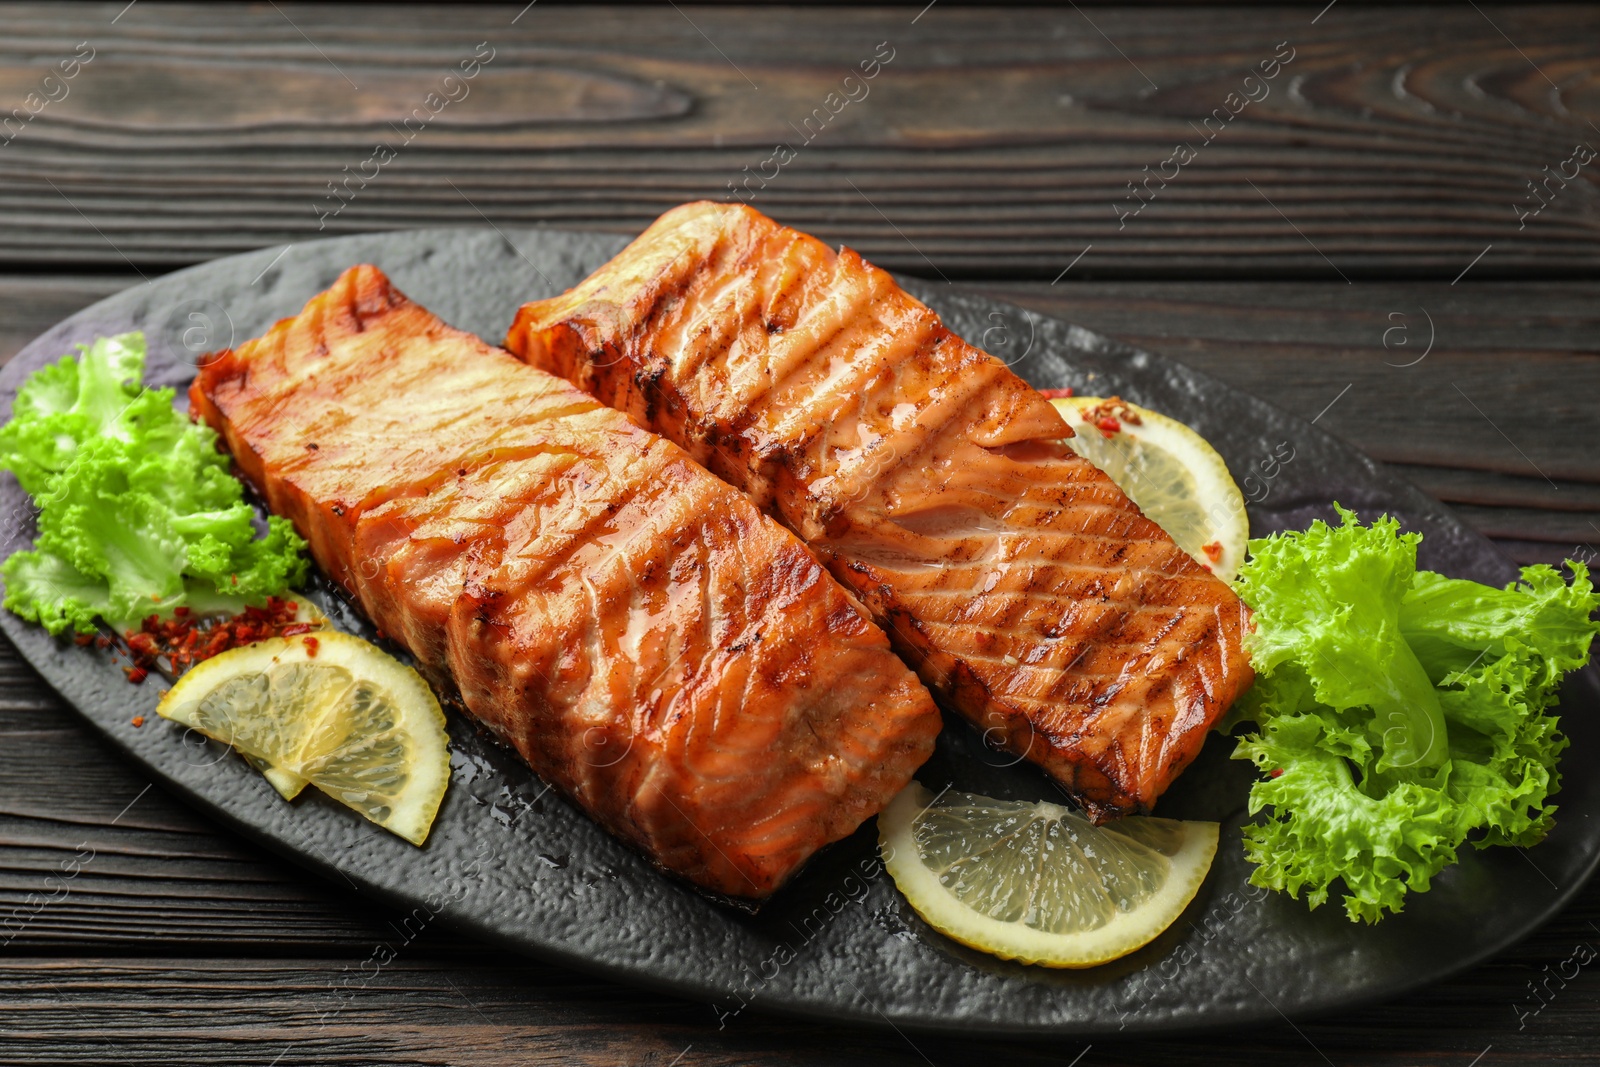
[0,271,1596,1062]
[0,632,1596,1065]
[0,947,1597,1066]
[1,5,1598,1058]
[969,279,1600,565]
[0,4,1596,278]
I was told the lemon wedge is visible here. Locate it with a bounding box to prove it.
[246,755,311,802]
[879,783,1218,968]
[1050,395,1248,582]
[158,631,450,845]
[239,596,330,801]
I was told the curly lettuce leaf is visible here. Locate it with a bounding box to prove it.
[0,332,308,634]
[1235,506,1447,771]
[1402,562,1598,692]
[0,332,147,495]
[1233,507,1597,922]
[1236,711,1460,923]
[184,515,308,598]
[0,550,113,635]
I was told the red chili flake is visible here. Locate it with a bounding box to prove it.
[74,633,95,647]
[1202,540,1224,563]
[115,594,310,686]
[130,716,145,728]
[1270,768,1284,779]
[230,574,239,586]
[1082,395,1143,429]
[303,635,320,658]
[1096,416,1121,438]
[1036,386,1076,399]
[124,666,149,685]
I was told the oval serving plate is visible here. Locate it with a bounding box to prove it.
[1,228,1596,1037]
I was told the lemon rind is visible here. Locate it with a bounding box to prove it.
[1120,407,1249,584]
[158,631,450,845]
[248,756,308,800]
[1050,396,1248,583]
[879,783,1219,969]
[184,595,330,801]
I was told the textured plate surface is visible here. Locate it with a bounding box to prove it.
[1,229,1596,1037]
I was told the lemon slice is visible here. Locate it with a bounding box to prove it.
[158,631,450,845]
[246,756,310,802]
[239,596,330,801]
[879,783,1218,968]
[1050,395,1248,582]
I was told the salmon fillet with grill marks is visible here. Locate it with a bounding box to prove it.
[189,264,940,898]
[506,202,1254,820]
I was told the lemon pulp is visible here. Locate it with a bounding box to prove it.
[1050,395,1248,583]
[880,783,1218,967]
[195,594,330,801]
[158,631,449,845]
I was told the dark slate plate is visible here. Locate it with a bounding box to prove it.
[2,229,1596,1038]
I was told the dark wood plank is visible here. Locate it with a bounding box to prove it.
[0,646,1596,1066]
[0,271,1596,1062]
[0,303,1579,1064]
[0,936,1598,1067]
[0,4,1597,278]
[968,280,1600,480]
[971,279,1600,565]
[0,627,1597,1066]
[0,657,399,954]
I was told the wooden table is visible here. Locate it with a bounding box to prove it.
[2,4,1597,1063]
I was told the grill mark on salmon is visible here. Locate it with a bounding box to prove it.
[506,202,1254,820]
[191,264,940,898]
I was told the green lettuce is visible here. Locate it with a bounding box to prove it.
[0,332,307,634]
[1232,506,1597,922]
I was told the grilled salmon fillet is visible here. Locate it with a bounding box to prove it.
[189,264,940,898]
[507,202,1254,820]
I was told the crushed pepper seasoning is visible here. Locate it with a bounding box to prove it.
[118,596,313,683]
[1079,395,1144,435]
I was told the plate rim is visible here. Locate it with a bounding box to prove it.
[1,225,1595,1038]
